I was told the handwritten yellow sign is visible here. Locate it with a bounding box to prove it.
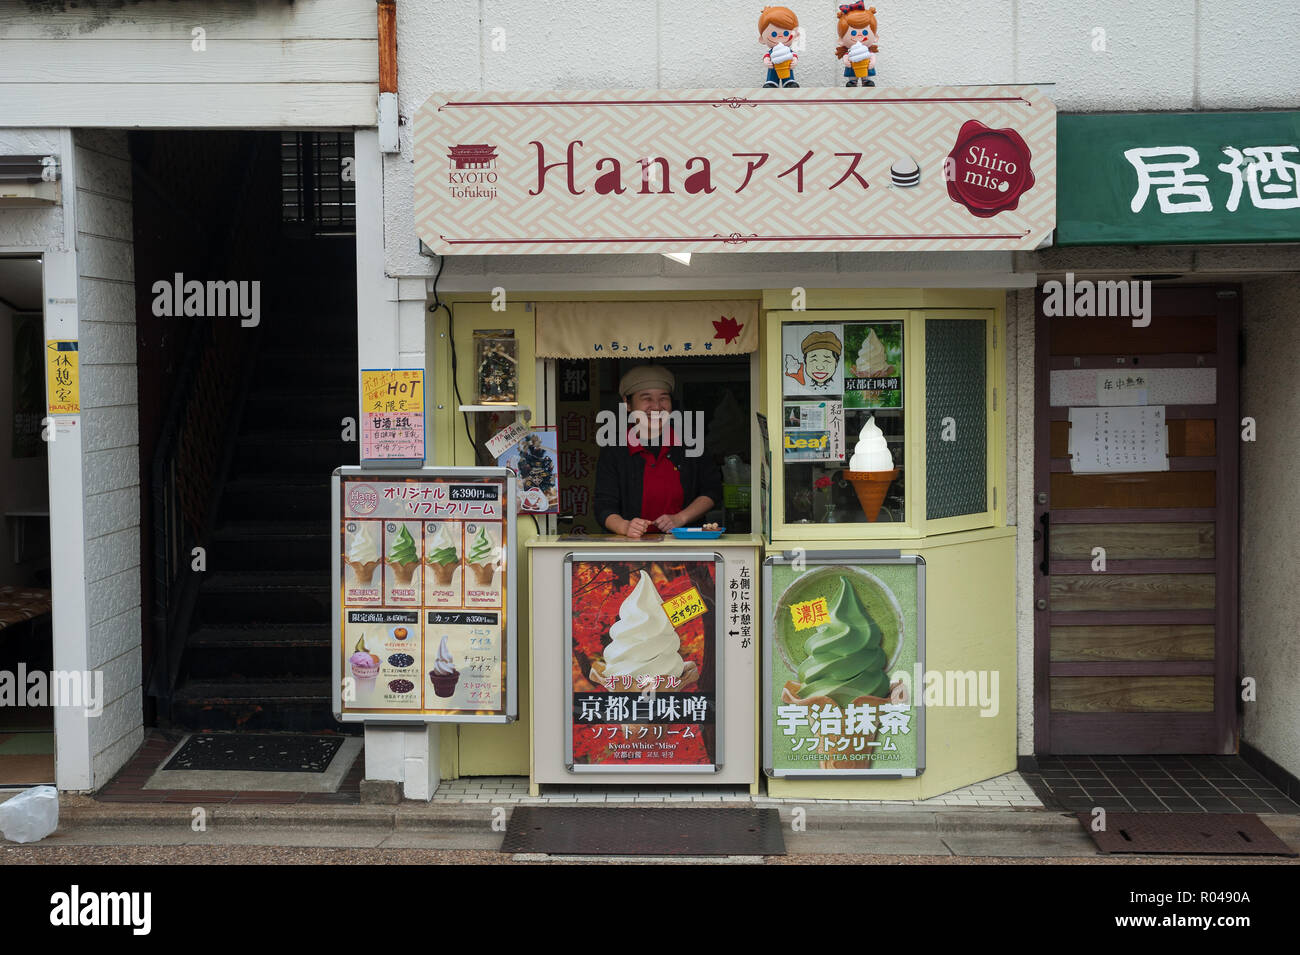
[662,587,706,628]
[361,369,424,414]
[790,596,830,631]
[46,340,80,415]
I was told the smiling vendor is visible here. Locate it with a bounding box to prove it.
[594,364,723,539]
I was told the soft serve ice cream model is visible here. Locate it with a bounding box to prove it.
[466,525,499,587]
[781,576,901,769]
[426,523,459,587]
[844,415,897,521]
[590,570,699,689]
[429,634,460,698]
[346,523,382,586]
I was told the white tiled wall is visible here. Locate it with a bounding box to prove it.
[74,129,143,787]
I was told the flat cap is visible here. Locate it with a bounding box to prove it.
[618,364,675,398]
[800,331,843,357]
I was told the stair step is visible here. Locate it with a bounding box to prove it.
[232,435,356,475]
[184,626,332,680]
[196,573,331,625]
[219,476,331,521]
[169,678,341,731]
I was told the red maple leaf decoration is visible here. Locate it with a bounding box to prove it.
[712,315,743,344]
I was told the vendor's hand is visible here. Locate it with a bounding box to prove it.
[624,517,653,539]
[653,513,684,533]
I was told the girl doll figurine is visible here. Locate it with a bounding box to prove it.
[759,6,801,88]
[836,2,879,87]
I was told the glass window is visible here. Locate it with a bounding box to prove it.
[780,320,904,525]
[925,318,988,520]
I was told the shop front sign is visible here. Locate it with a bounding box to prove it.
[1057,111,1300,245]
[416,87,1056,255]
[360,368,424,463]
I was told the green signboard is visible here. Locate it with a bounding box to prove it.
[764,554,924,778]
[1057,111,1300,245]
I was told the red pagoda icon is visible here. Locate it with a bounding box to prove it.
[447,144,498,170]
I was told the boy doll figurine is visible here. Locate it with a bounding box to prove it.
[836,2,879,87]
[759,6,801,87]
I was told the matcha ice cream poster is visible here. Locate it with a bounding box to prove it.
[569,558,719,768]
[843,322,902,409]
[767,559,922,776]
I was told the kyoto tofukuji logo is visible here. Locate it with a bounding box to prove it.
[447,144,500,199]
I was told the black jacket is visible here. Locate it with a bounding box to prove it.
[594,442,723,527]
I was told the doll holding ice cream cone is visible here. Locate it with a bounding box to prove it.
[836,2,879,87]
[759,6,801,88]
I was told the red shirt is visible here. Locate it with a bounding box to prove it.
[627,427,685,521]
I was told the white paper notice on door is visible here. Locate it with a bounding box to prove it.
[1068,405,1169,473]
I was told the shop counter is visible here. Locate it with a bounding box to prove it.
[527,535,761,792]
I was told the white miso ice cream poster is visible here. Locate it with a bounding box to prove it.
[570,559,717,767]
[383,521,423,604]
[782,323,844,397]
[343,520,383,605]
[843,322,903,409]
[462,521,504,608]
[423,521,464,607]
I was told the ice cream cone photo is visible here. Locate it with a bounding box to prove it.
[468,561,496,587]
[347,559,380,586]
[424,522,460,589]
[344,522,382,588]
[389,560,420,586]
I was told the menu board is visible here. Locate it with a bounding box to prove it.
[763,553,924,777]
[332,466,516,723]
[360,369,425,463]
[565,552,723,772]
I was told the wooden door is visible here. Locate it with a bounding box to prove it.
[1034,285,1238,753]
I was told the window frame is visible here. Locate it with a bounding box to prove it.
[764,306,1001,542]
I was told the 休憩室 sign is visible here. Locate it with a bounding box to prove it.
[415,87,1056,255]
[1057,111,1300,245]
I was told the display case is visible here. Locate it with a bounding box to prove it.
[765,299,1001,541]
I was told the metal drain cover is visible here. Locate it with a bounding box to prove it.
[1079,812,1297,856]
[502,806,787,856]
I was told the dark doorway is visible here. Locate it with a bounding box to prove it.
[132,131,358,731]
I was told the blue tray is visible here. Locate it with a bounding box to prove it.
[670,527,726,539]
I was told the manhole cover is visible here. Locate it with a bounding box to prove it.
[1079,812,1297,856]
[502,806,786,856]
[163,734,344,773]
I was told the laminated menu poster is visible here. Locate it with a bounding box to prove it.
[842,322,903,410]
[333,467,516,723]
[566,555,723,771]
[764,556,924,777]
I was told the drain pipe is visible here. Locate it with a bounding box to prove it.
[377,0,400,153]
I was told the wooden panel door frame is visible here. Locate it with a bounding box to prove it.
[1033,285,1239,754]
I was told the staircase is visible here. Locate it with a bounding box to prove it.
[168,239,359,732]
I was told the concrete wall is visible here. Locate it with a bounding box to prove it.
[1239,274,1300,780]
[0,0,376,127]
[74,130,143,786]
